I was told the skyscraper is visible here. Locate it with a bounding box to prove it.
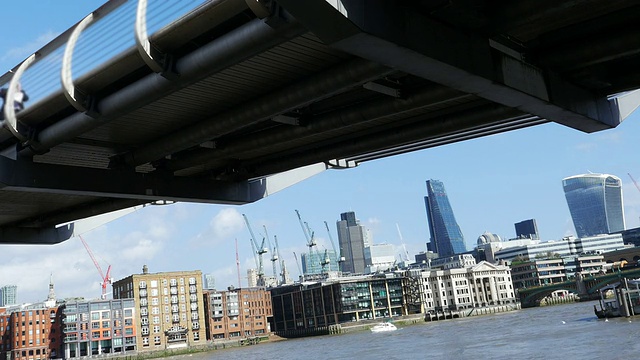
[203,273,215,290]
[337,211,367,274]
[563,173,625,238]
[515,219,540,240]
[424,179,466,257]
[0,285,17,306]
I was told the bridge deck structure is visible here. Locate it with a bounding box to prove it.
[518,268,640,307]
[1,0,640,244]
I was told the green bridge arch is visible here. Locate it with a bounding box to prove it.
[518,268,640,307]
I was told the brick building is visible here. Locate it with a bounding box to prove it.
[0,307,63,360]
[203,287,271,340]
[0,278,62,360]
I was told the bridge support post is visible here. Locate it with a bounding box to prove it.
[575,272,587,296]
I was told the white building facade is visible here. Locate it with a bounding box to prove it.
[364,244,396,273]
[406,261,517,312]
[493,234,625,262]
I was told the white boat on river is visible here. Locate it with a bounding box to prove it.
[370,322,397,332]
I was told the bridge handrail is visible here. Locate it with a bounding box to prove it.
[0,0,208,115]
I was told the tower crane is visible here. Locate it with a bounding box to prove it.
[274,235,289,284]
[324,220,346,265]
[293,251,303,281]
[396,223,411,263]
[629,173,640,224]
[320,248,331,273]
[79,235,112,300]
[306,224,325,273]
[242,214,268,286]
[629,173,640,194]
[263,225,279,281]
[295,210,320,274]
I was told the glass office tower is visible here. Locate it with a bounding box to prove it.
[424,180,466,257]
[563,174,625,238]
[515,219,540,240]
[0,285,17,306]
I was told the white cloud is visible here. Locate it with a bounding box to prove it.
[573,142,597,152]
[189,208,245,247]
[211,208,245,239]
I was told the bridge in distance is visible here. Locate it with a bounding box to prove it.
[1,0,639,244]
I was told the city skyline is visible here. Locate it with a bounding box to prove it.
[1,1,640,304]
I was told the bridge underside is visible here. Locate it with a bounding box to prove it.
[1,0,640,243]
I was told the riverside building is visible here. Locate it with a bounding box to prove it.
[0,278,62,360]
[510,259,567,289]
[203,287,271,340]
[405,261,517,313]
[492,234,625,262]
[61,299,137,358]
[112,267,205,351]
[270,273,405,336]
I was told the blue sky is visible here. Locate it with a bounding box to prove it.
[1,1,639,304]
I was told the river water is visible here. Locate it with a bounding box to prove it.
[180,301,640,360]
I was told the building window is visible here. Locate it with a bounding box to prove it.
[154,336,161,345]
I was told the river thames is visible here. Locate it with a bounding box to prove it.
[181,301,640,360]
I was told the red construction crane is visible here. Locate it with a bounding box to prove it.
[79,235,112,300]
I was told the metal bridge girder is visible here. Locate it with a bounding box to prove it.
[276,0,629,133]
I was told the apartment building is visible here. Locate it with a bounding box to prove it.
[112,267,205,351]
[60,299,137,358]
[0,307,63,360]
[203,287,271,340]
[0,278,62,360]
